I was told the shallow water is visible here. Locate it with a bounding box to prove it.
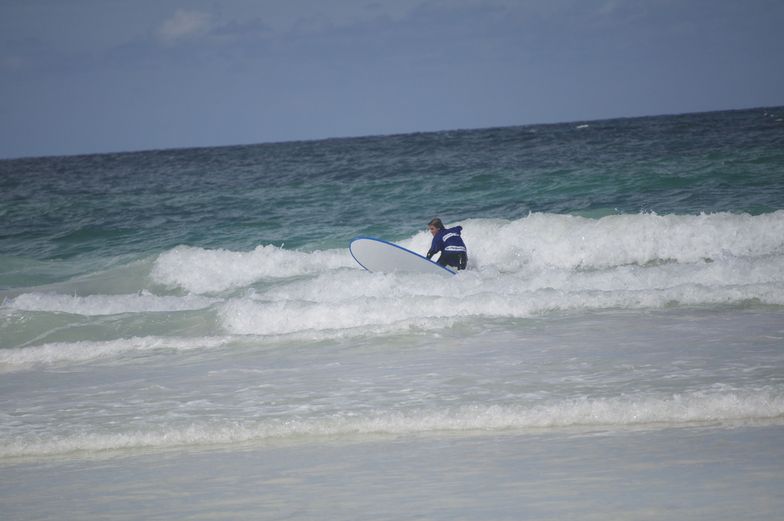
[3,425,782,520]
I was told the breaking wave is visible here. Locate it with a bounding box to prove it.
[0,336,234,370]
[150,211,784,293]
[4,291,219,316]
[4,211,781,349]
[151,244,353,293]
[3,389,782,459]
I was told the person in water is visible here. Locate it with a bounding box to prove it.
[426,218,468,270]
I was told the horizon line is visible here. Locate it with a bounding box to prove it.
[2,103,782,162]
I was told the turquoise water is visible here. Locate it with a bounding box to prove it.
[1,107,784,519]
[3,107,782,263]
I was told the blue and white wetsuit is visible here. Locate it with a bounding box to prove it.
[426,226,468,270]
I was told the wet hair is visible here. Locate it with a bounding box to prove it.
[428,218,444,230]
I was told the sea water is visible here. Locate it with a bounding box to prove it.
[1,108,783,519]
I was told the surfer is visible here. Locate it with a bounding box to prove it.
[426,218,468,270]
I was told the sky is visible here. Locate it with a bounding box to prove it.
[1,0,783,158]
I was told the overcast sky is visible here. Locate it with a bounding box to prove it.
[1,0,782,158]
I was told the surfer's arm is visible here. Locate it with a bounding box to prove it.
[426,236,441,259]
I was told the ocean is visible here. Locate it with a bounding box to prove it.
[1,107,783,519]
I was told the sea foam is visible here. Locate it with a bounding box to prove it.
[8,212,782,342]
[0,336,233,370]
[143,211,784,336]
[3,390,782,459]
[219,280,784,336]
[151,244,353,293]
[4,291,220,316]
[459,211,784,271]
[152,211,784,294]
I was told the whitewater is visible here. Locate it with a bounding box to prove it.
[2,211,784,365]
[1,107,783,519]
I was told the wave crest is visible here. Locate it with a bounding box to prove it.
[3,390,782,459]
[4,291,219,316]
[151,244,353,293]
[461,211,784,271]
[0,336,233,370]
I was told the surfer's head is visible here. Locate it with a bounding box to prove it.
[428,218,444,235]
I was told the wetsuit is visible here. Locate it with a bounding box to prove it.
[426,226,467,270]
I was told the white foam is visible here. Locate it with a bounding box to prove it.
[219,279,784,336]
[461,211,784,271]
[25,211,776,340]
[3,291,220,316]
[151,244,354,293]
[147,211,784,295]
[218,293,455,336]
[3,390,782,459]
[0,336,233,370]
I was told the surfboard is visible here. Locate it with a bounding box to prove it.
[349,237,456,276]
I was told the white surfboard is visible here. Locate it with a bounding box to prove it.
[349,237,455,276]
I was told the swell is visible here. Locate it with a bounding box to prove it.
[3,211,782,356]
[151,211,784,293]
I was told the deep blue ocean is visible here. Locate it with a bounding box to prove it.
[1,107,784,520]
